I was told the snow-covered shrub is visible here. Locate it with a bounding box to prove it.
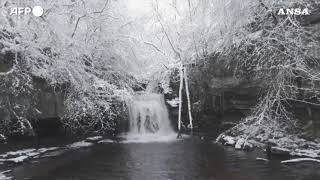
[221,0,320,139]
[0,0,140,137]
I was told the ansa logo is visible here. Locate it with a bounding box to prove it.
[277,8,311,16]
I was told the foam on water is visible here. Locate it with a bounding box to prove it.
[120,133,180,143]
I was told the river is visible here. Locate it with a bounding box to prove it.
[1,137,318,180]
[2,92,320,180]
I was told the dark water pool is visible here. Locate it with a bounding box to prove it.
[5,138,320,180]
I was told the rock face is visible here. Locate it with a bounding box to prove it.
[31,76,67,137]
[0,45,67,137]
[33,76,66,120]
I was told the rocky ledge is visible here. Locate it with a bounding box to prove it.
[216,134,320,159]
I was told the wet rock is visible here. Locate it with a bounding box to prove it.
[271,147,290,156]
[85,136,104,143]
[243,142,254,151]
[218,135,236,146]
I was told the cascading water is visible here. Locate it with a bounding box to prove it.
[128,93,173,134]
[124,92,176,142]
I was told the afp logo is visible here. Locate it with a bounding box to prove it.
[9,6,44,17]
[277,8,311,16]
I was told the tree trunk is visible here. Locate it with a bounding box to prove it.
[178,64,184,132]
[184,66,193,130]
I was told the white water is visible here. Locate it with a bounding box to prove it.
[124,93,176,143]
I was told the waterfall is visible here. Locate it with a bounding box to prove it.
[128,93,173,135]
[123,93,176,142]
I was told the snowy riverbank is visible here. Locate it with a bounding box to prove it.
[216,134,320,159]
[0,136,108,165]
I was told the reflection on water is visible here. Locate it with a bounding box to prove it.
[119,133,181,144]
[7,138,320,180]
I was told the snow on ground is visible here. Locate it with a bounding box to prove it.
[0,170,12,180]
[0,138,103,164]
[38,147,59,153]
[86,136,103,142]
[166,98,179,107]
[0,147,59,164]
[217,135,236,146]
[256,158,269,162]
[217,129,320,159]
[0,149,36,158]
[4,156,29,163]
[281,158,320,164]
[67,141,94,149]
[235,138,245,149]
[290,149,320,158]
[0,136,121,167]
[224,136,235,145]
[98,139,115,144]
